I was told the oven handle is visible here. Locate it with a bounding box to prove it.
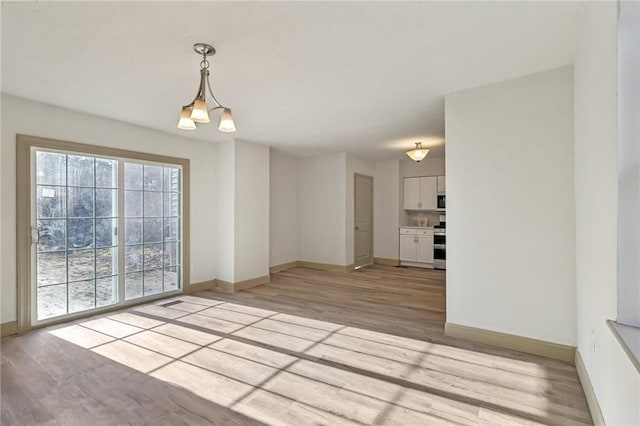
[434,244,446,249]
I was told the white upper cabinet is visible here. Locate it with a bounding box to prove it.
[419,177,437,210]
[404,176,437,210]
[403,177,421,210]
[437,175,446,193]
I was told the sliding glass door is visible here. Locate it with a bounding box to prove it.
[33,148,182,323]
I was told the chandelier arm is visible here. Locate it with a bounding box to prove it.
[206,74,227,109]
[207,106,225,113]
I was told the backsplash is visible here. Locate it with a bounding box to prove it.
[405,211,442,227]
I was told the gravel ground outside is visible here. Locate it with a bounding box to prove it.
[36,247,179,319]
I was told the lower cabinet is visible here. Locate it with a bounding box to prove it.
[399,228,434,267]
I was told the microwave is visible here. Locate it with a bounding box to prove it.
[437,194,446,211]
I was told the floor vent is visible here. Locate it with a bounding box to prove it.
[160,300,184,307]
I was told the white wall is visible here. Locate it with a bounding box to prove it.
[298,153,346,265]
[345,153,374,265]
[269,149,299,267]
[373,159,401,260]
[574,2,640,424]
[215,140,270,282]
[446,67,576,345]
[617,0,640,329]
[1,94,218,323]
[234,140,270,282]
[215,141,235,283]
[401,156,445,178]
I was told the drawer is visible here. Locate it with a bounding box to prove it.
[417,229,434,236]
[400,228,417,235]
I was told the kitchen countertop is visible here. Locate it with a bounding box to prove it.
[399,226,434,229]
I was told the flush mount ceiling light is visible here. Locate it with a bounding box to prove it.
[177,43,236,132]
[406,142,430,162]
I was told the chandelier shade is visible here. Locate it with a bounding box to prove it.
[177,107,196,130]
[406,142,430,162]
[218,108,236,132]
[177,43,236,132]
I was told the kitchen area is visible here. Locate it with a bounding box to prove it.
[398,157,446,270]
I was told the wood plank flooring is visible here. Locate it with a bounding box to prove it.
[1,265,592,425]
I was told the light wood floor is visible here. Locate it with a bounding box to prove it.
[1,265,592,425]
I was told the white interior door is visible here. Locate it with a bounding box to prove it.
[32,148,183,324]
[354,174,373,268]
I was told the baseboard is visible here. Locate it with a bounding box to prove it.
[373,257,400,266]
[298,261,353,272]
[1,321,18,337]
[269,261,299,274]
[575,349,605,426]
[185,279,216,294]
[215,275,270,294]
[445,322,576,362]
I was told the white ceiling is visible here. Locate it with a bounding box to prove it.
[2,1,585,159]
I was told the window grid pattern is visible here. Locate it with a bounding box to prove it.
[35,152,118,319]
[124,163,181,300]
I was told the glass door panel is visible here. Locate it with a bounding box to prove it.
[124,163,182,300]
[34,150,118,321]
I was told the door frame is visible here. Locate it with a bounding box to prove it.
[16,134,191,333]
[353,173,374,269]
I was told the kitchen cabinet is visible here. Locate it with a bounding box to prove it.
[417,234,434,263]
[403,177,437,210]
[400,234,417,261]
[437,175,446,193]
[399,228,434,267]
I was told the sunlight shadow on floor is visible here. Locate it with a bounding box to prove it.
[46,295,591,426]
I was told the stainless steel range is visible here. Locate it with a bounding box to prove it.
[433,225,446,270]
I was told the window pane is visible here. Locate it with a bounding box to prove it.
[37,219,66,252]
[125,163,142,190]
[163,192,180,217]
[96,276,117,307]
[36,152,66,186]
[125,218,143,245]
[68,218,94,249]
[96,247,117,278]
[125,272,143,300]
[144,192,162,217]
[67,155,94,187]
[37,251,66,286]
[37,284,67,319]
[69,279,95,313]
[96,189,117,217]
[143,218,163,243]
[68,249,95,281]
[163,167,180,192]
[96,158,117,188]
[96,218,116,248]
[144,165,163,191]
[144,244,163,270]
[164,266,179,291]
[125,245,143,272]
[164,241,179,267]
[144,269,163,296]
[37,186,66,218]
[125,190,142,217]
[68,187,94,218]
[163,217,179,241]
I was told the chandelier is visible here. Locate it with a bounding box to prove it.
[406,142,430,162]
[177,43,236,133]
